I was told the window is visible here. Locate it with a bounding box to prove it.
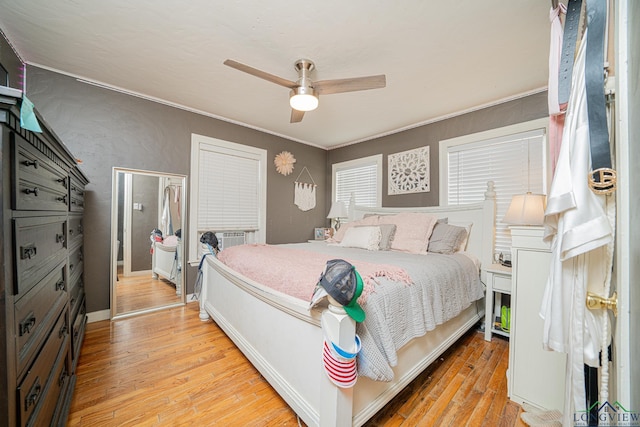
[189,134,267,264]
[439,119,548,256]
[332,155,382,213]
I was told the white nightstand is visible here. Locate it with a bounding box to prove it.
[484,263,512,341]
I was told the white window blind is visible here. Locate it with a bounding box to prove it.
[447,129,546,256]
[198,149,259,231]
[333,155,382,210]
[189,134,267,264]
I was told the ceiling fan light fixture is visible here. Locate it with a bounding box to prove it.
[290,87,318,111]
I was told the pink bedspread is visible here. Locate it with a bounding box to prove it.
[217,244,413,303]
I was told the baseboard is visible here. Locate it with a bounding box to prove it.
[87,309,110,323]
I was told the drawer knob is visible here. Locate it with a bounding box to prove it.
[20,244,37,260]
[56,233,66,244]
[57,177,68,188]
[23,159,39,169]
[25,378,42,411]
[58,368,68,387]
[24,187,39,196]
[19,312,37,336]
[56,279,65,291]
[57,195,68,204]
[59,324,68,338]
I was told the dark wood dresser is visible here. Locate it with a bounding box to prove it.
[1,86,88,426]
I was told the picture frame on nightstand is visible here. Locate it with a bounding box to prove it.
[314,228,333,240]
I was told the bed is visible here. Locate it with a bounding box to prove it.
[198,183,496,426]
[151,235,182,295]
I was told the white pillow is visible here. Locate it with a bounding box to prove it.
[338,226,382,251]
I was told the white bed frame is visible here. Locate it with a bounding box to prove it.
[151,241,182,295]
[199,183,496,426]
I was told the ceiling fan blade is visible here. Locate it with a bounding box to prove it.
[290,109,305,123]
[314,74,386,95]
[224,59,297,89]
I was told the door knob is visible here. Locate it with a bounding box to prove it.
[586,291,618,317]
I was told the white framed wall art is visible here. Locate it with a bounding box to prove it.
[388,146,430,195]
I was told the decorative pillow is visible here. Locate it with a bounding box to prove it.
[162,235,179,247]
[450,221,473,251]
[378,212,437,254]
[331,215,378,243]
[427,223,468,254]
[338,226,382,251]
[356,223,396,250]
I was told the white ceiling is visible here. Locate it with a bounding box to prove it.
[0,1,552,149]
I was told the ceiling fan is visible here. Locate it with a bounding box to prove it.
[223,58,386,123]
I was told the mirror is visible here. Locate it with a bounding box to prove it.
[110,167,187,319]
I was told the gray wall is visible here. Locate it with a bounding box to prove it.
[25,66,328,313]
[7,34,547,314]
[130,174,158,272]
[327,92,549,209]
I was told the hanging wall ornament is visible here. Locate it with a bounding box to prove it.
[388,146,430,195]
[294,166,317,211]
[274,151,296,176]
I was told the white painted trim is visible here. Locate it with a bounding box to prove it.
[122,172,133,276]
[614,0,632,407]
[189,134,267,265]
[438,117,550,206]
[331,154,383,208]
[110,167,188,320]
[87,309,110,323]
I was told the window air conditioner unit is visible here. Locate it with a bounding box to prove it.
[215,231,246,251]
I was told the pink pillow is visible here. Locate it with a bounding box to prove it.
[332,215,378,242]
[379,212,437,254]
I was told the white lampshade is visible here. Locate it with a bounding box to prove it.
[290,86,318,111]
[503,192,547,226]
[290,94,318,111]
[327,201,347,219]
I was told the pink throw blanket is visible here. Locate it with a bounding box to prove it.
[217,244,413,303]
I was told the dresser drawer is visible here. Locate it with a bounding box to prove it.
[11,132,69,212]
[17,307,69,427]
[71,299,86,363]
[13,216,68,297]
[70,284,84,324]
[26,345,71,427]
[68,245,84,286]
[67,214,84,250]
[69,177,85,212]
[493,275,512,293]
[15,262,67,376]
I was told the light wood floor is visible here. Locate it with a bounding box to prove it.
[115,268,182,314]
[67,302,528,426]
